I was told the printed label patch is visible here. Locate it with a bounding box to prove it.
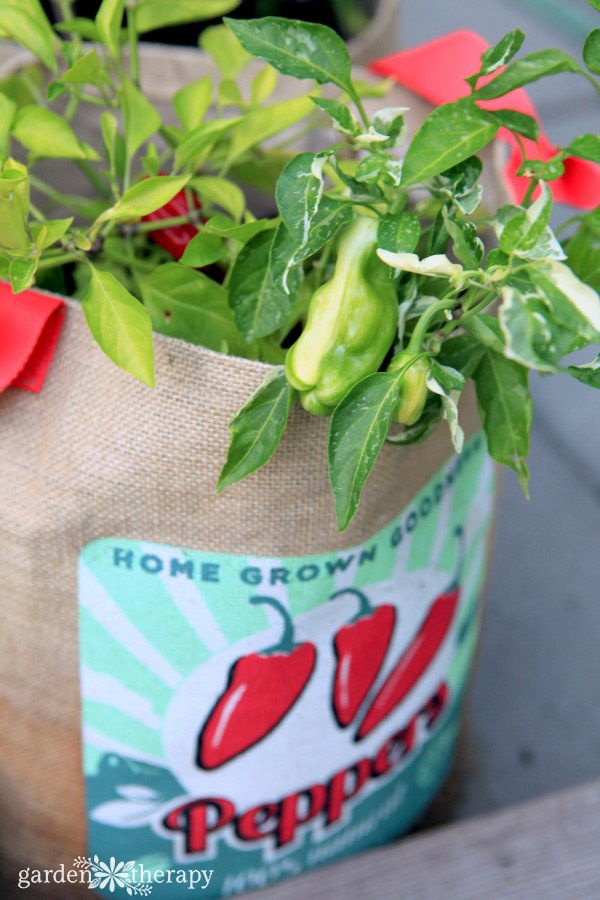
[79,433,495,897]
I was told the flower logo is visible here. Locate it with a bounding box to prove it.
[73,856,152,895]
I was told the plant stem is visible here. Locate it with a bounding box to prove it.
[126,1,140,86]
[521,177,539,208]
[409,297,457,351]
[136,214,198,232]
[580,69,600,98]
[75,160,112,200]
[103,246,156,272]
[38,252,83,270]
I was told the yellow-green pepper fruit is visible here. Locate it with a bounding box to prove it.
[388,350,430,425]
[286,216,398,415]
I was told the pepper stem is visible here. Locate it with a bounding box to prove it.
[449,525,466,589]
[249,595,295,653]
[330,587,373,621]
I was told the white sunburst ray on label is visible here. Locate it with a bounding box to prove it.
[81,665,163,731]
[83,725,166,769]
[79,563,181,690]
[140,542,228,654]
[427,460,460,574]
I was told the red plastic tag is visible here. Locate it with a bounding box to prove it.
[0,282,66,394]
[370,29,600,208]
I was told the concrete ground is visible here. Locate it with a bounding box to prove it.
[401,0,600,818]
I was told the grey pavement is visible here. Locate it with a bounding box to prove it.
[401,0,600,819]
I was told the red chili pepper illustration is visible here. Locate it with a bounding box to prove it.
[356,527,465,741]
[330,588,396,728]
[142,174,202,259]
[197,596,316,769]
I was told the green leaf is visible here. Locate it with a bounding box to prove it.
[190,176,244,221]
[437,333,485,378]
[0,6,57,73]
[462,314,505,354]
[526,259,600,341]
[583,29,600,75]
[228,227,298,341]
[218,369,296,493]
[180,231,225,267]
[401,100,497,186]
[12,106,99,160]
[377,211,420,253]
[9,256,37,293]
[425,361,465,452]
[518,180,554,250]
[139,263,251,357]
[310,96,359,135]
[275,151,326,249]
[370,106,408,149]
[60,49,105,87]
[0,93,16,160]
[122,77,161,158]
[226,94,314,167]
[330,160,384,201]
[97,175,190,224]
[225,16,360,106]
[475,49,583,100]
[82,267,155,386]
[442,210,483,268]
[135,0,239,33]
[200,24,251,78]
[329,371,400,530]
[175,117,241,168]
[95,0,124,59]
[252,66,278,106]
[288,197,352,262]
[100,111,125,180]
[517,155,565,181]
[489,109,540,141]
[204,214,275,242]
[56,17,99,40]
[499,283,580,372]
[218,79,243,107]
[567,133,600,163]
[173,77,212,132]
[31,217,72,249]
[493,195,565,261]
[566,221,600,291]
[566,355,600,388]
[355,154,387,184]
[473,348,531,494]
[476,29,525,80]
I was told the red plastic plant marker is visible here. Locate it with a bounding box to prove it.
[370,29,600,208]
[0,283,66,394]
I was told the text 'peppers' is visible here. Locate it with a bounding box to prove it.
[285,216,398,416]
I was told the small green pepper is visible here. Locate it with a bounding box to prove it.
[388,350,430,425]
[285,216,398,415]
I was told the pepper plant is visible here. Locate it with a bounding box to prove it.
[1,2,599,530]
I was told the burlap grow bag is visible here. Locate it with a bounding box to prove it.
[0,45,506,899]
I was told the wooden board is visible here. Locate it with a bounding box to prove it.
[251,780,600,899]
